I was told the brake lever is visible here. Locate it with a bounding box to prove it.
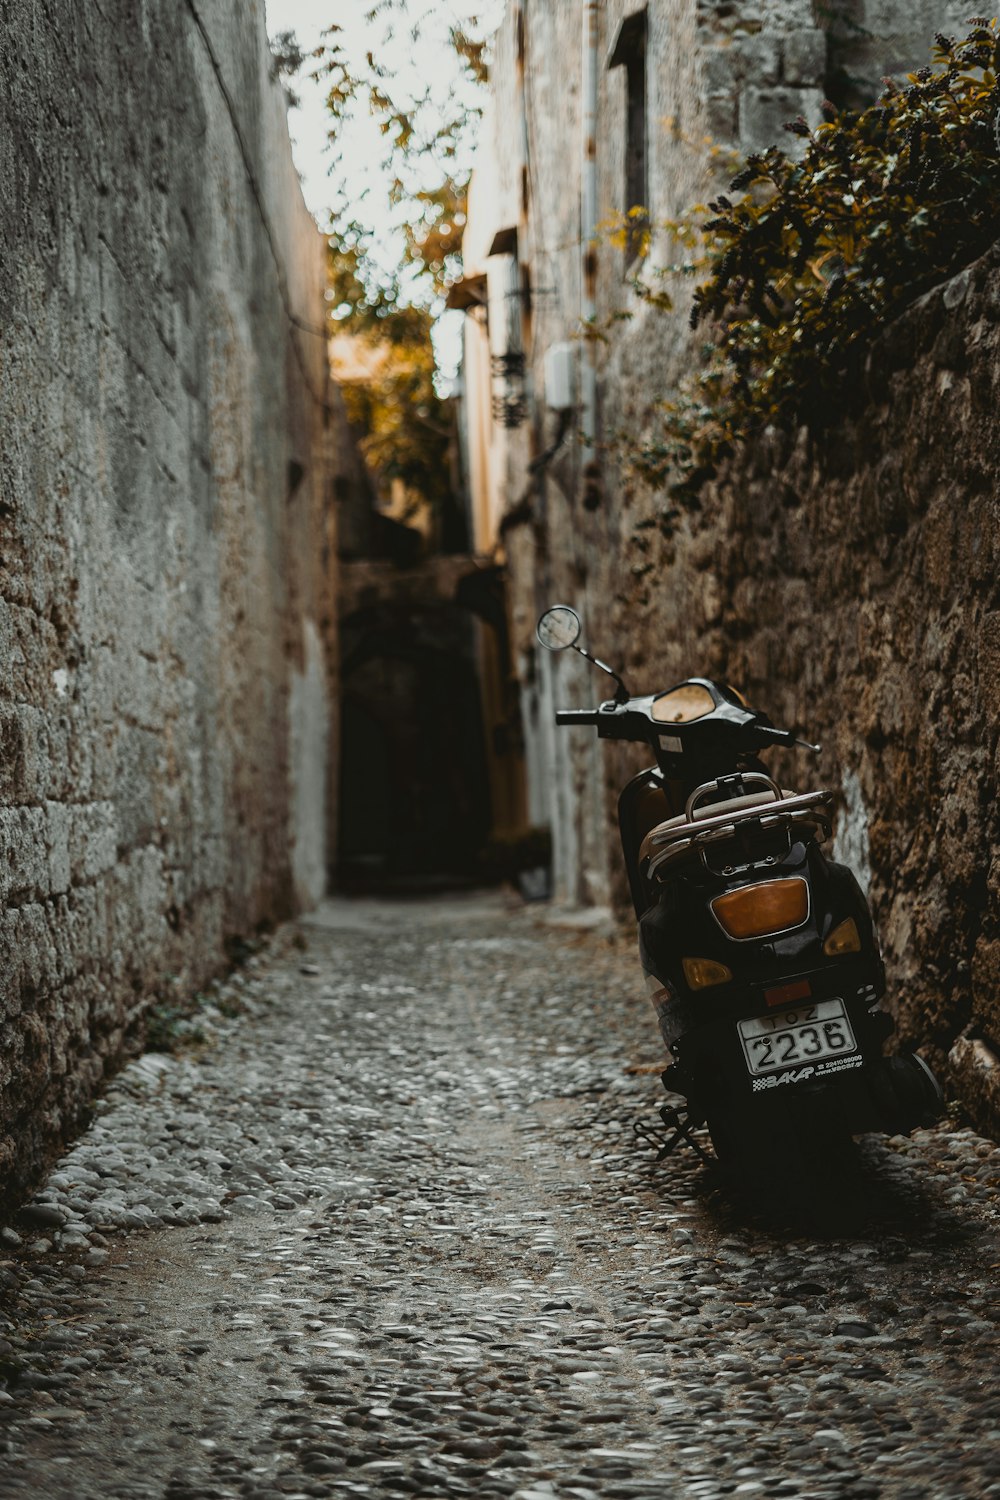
[752,723,821,754]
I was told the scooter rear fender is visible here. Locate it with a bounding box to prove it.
[638,840,884,1015]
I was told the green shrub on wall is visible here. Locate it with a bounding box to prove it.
[634,19,1000,496]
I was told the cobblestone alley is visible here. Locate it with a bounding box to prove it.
[0,894,998,1500]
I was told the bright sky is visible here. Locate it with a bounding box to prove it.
[263,0,504,383]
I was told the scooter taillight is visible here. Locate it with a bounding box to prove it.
[711,877,808,940]
[682,957,733,991]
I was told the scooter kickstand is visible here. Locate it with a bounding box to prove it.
[660,1102,715,1166]
[633,1105,714,1165]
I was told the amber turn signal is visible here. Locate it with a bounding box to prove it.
[682,957,733,991]
[824,917,861,956]
[711,878,809,940]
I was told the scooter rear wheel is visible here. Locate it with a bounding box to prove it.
[706,1103,854,1180]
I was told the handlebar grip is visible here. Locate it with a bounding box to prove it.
[555,708,600,727]
[753,724,797,746]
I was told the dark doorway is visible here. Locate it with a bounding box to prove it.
[337,602,493,889]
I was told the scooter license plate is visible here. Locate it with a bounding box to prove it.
[738,999,858,1077]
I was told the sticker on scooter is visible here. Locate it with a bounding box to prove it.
[750,1052,864,1091]
[752,1066,816,1092]
[813,1053,864,1077]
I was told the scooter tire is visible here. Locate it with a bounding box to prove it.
[704,1109,743,1167]
[707,1104,854,1183]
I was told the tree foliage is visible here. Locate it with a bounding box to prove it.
[633,19,1000,493]
[300,3,494,520]
[336,308,454,518]
[270,29,307,108]
[316,4,491,312]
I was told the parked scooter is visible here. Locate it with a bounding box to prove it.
[537,605,943,1168]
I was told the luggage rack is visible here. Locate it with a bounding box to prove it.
[641,783,834,881]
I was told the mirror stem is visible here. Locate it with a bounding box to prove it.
[572,644,631,704]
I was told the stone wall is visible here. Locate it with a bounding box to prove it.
[627,249,1000,1134]
[466,0,945,912]
[0,0,338,1203]
[461,1,1000,1130]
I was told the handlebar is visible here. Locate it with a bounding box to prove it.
[554,704,817,753]
[555,708,602,727]
[750,724,796,747]
[752,724,821,753]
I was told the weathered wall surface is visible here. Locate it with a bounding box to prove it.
[465,0,917,911]
[461,1,1000,1131]
[0,0,337,1201]
[627,249,1000,1133]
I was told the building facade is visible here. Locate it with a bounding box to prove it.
[454,0,1000,1133]
[456,0,974,909]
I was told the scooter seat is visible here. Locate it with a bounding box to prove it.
[640,787,833,879]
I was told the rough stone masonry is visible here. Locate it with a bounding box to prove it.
[462,0,1000,1138]
[0,0,339,1205]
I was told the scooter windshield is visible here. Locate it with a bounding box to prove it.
[651,684,716,724]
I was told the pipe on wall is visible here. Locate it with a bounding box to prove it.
[580,0,600,507]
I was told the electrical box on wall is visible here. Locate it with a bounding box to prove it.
[543,343,576,411]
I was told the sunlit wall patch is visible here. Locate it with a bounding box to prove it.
[832,769,871,894]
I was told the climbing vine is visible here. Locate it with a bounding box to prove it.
[631,19,1000,494]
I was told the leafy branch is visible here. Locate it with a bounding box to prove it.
[314,5,492,310]
[627,19,1000,497]
[284,4,497,523]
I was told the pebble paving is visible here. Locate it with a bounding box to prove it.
[0,892,998,1500]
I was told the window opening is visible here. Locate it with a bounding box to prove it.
[609,9,649,267]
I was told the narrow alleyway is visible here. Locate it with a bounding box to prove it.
[0,895,997,1500]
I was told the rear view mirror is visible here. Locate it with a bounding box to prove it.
[536,606,581,652]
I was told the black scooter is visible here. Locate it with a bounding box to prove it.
[537,605,943,1168]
